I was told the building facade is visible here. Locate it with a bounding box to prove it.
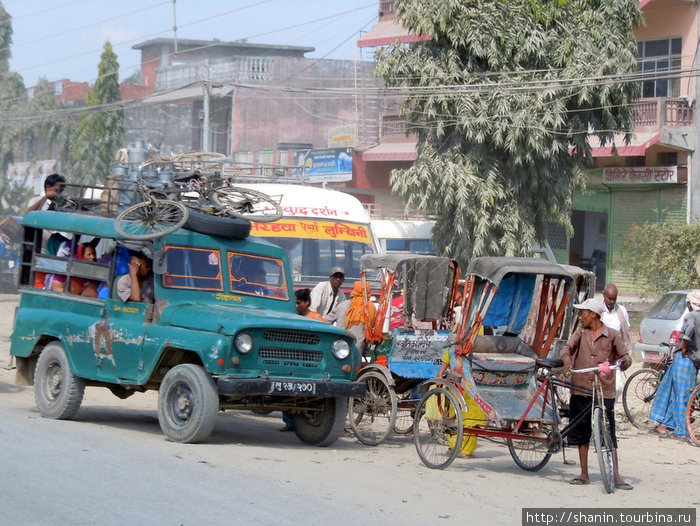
[354,0,699,289]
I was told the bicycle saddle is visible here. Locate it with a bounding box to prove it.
[535,358,564,368]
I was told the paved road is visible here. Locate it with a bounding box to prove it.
[0,294,697,526]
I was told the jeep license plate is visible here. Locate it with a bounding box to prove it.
[271,380,317,395]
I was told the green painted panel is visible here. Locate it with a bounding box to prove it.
[609,186,686,292]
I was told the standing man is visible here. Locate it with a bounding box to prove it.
[27,173,66,212]
[601,283,633,399]
[310,266,346,317]
[560,298,633,490]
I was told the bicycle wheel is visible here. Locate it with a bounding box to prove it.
[413,387,463,469]
[348,371,397,446]
[622,368,662,429]
[115,199,188,240]
[686,384,700,446]
[507,434,552,472]
[209,186,282,222]
[393,393,417,435]
[593,406,615,494]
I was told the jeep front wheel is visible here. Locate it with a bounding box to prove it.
[157,364,219,443]
[292,397,347,447]
[34,342,85,419]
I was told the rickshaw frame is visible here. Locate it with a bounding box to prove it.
[347,253,461,446]
[413,257,598,472]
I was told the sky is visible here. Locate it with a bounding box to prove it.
[4,0,379,88]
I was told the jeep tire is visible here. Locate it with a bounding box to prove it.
[158,364,219,443]
[34,341,85,420]
[292,396,347,447]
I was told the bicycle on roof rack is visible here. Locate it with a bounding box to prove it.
[49,151,284,240]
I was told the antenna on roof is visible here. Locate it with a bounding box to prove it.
[172,0,178,57]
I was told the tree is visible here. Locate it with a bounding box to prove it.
[375,0,641,265]
[0,2,31,214]
[70,41,124,185]
[623,221,700,297]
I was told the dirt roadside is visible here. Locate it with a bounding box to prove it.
[1,293,697,525]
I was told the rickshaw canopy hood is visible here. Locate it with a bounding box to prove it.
[466,257,593,286]
[360,253,456,272]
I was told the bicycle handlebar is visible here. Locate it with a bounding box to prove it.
[570,361,621,374]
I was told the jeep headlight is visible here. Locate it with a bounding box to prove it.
[234,332,253,354]
[331,339,350,360]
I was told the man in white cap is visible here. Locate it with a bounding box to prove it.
[310,266,346,317]
[560,298,633,489]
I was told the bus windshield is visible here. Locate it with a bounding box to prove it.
[241,183,378,290]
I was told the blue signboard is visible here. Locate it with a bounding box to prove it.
[304,148,353,182]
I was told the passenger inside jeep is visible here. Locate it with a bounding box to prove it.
[116,251,154,303]
[231,255,268,295]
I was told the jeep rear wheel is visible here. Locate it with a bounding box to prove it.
[292,397,347,447]
[34,342,85,419]
[158,364,219,443]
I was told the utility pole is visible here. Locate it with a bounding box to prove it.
[203,60,211,152]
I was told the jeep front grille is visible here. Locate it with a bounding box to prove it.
[263,329,319,345]
[259,347,323,368]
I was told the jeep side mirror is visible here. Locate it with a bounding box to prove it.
[152,249,167,274]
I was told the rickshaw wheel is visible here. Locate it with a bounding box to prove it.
[507,434,552,472]
[348,370,398,446]
[393,393,417,435]
[413,387,463,469]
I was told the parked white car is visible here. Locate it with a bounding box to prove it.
[635,289,690,365]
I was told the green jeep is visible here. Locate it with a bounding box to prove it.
[11,210,364,446]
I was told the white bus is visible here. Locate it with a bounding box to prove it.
[240,184,378,289]
[371,218,437,255]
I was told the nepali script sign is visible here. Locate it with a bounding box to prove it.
[602,166,678,184]
[388,330,451,379]
[250,219,372,243]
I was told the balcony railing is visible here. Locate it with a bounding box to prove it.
[632,98,694,129]
[381,114,408,138]
[380,97,693,143]
[379,0,395,18]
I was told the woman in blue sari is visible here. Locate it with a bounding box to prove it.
[650,290,700,437]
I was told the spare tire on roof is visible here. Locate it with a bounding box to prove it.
[183,208,251,239]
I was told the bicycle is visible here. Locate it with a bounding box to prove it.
[622,347,673,429]
[413,358,621,493]
[164,152,284,223]
[569,361,621,494]
[114,173,188,240]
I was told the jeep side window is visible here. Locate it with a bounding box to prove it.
[162,246,223,291]
[228,252,288,300]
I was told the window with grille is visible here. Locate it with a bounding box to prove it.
[638,38,682,98]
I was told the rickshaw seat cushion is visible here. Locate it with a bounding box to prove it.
[470,352,536,373]
[470,335,537,359]
[468,336,537,373]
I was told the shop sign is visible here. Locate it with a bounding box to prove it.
[303,148,353,182]
[328,124,356,148]
[602,166,678,184]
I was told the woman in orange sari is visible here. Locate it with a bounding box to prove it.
[326,281,376,356]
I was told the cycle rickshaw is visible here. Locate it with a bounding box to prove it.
[347,253,461,445]
[413,258,621,488]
